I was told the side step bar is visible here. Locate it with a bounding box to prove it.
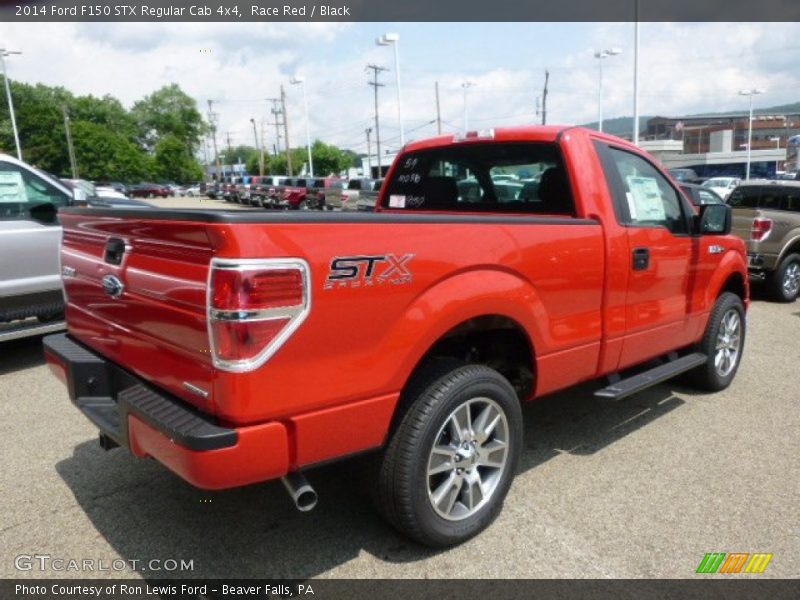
[594,353,707,400]
[0,320,66,343]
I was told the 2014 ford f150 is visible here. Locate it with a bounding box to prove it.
[44,126,748,547]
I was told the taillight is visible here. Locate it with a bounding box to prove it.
[208,259,310,372]
[751,217,773,242]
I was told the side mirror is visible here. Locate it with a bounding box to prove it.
[28,202,58,225]
[695,203,732,236]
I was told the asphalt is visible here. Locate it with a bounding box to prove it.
[0,222,798,579]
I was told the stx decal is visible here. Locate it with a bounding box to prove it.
[324,254,414,290]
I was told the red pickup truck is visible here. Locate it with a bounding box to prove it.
[44,126,748,547]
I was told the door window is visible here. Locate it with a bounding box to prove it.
[0,163,69,222]
[607,148,688,233]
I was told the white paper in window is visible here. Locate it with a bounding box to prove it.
[0,171,26,204]
[626,176,665,221]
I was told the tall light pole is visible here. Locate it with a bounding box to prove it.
[290,76,313,177]
[461,81,475,132]
[250,117,264,176]
[0,48,22,160]
[377,33,404,146]
[770,135,781,176]
[594,47,622,133]
[633,1,640,143]
[366,64,387,177]
[739,88,765,180]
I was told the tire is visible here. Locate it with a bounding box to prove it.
[375,363,523,547]
[299,200,309,211]
[687,292,745,391]
[768,253,800,302]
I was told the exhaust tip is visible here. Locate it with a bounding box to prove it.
[281,472,318,512]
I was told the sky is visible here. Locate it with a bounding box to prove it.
[2,21,800,157]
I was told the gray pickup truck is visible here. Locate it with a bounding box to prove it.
[324,177,383,211]
[729,179,800,302]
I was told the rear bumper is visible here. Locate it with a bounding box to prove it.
[747,252,779,277]
[43,333,290,489]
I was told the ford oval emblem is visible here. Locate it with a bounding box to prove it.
[101,274,124,298]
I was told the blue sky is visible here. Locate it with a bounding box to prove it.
[3,22,799,155]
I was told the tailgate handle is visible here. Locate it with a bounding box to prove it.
[104,238,126,265]
[632,247,650,271]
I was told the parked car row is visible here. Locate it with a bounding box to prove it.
[208,175,385,211]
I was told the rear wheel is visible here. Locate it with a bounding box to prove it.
[688,292,745,391]
[375,363,522,547]
[768,253,800,302]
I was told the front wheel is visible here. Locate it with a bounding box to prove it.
[769,253,800,302]
[688,292,745,391]
[375,363,522,547]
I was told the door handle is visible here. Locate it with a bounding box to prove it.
[632,247,650,271]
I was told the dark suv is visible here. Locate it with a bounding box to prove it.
[729,180,800,301]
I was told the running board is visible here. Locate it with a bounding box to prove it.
[594,353,707,400]
[0,320,66,343]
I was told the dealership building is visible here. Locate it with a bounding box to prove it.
[639,112,800,178]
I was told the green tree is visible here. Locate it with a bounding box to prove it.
[309,140,352,176]
[71,121,151,182]
[0,79,73,175]
[220,144,259,171]
[153,134,203,183]
[268,148,308,176]
[131,83,206,152]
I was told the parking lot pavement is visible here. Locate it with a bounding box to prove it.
[1,295,798,580]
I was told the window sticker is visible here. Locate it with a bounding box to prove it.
[626,176,665,221]
[389,194,406,208]
[0,171,26,204]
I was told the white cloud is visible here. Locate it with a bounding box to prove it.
[2,21,799,156]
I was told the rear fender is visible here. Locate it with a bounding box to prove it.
[382,268,544,393]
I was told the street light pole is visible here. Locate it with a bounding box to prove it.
[0,49,23,160]
[290,76,313,177]
[250,118,264,176]
[633,1,640,144]
[377,33,404,146]
[739,88,765,180]
[594,48,622,133]
[461,81,475,132]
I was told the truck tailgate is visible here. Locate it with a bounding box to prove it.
[59,212,216,412]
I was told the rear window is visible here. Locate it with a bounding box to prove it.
[728,185,800,211]
[383,142,574,214]
[347,179,364,190]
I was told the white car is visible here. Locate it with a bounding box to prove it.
[701,177,740,200]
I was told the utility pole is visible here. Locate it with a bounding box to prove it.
[62,106,78,179]
[259,120,266,175]
[224,131,234,174]
[367,64,387,177]
[207,100,221,181]
[280,85,293,176]
[435,81,442,135]
[267,98,282,156]
[541,70,549,125]
[250,118,263,176]
[365,127,373,177]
